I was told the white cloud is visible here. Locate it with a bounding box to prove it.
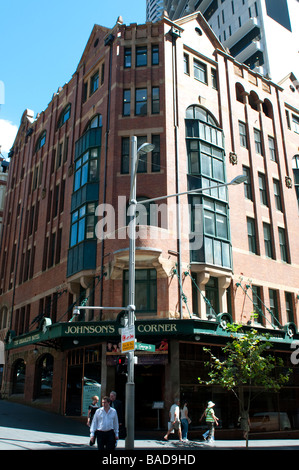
[0,119,18,156]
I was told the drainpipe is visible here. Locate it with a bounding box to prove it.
[99,33,115,316]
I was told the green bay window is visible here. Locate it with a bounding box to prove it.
[186,105,231,269]
[74,148,99,191]
[70,203,96,247]
[67,118,102,277]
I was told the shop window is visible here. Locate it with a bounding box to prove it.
[35,354,53,399]
[12,359,26,394]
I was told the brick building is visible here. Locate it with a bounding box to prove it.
[1,13,299,434]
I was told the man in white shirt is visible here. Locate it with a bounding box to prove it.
[163,398,182,441]
[90,396,119,450]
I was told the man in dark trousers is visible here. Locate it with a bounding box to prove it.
[110,391,125,438]
[90,396,119,450]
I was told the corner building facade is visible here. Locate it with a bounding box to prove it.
[1,13,299,435]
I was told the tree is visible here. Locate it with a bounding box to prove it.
[198,323,291,448]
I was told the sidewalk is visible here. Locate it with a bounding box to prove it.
[0,399,298,451]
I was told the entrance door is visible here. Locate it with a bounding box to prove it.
[65,366,82,416]
[113,361,164,430]
[135,364,163,429]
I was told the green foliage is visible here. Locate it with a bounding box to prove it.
[198,323,290,395]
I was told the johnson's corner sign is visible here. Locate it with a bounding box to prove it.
[5,319,206,350]
[5,317,295,350]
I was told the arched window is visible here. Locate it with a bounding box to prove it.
[248,91,259,111]
[35,131,46,152]
[57,104,71,128]
[83,114,103,133]
[262,99,273,118]
[35,353,53,399]
[236,83,245,103]
[12,359,26,394]
[87,114,102,129]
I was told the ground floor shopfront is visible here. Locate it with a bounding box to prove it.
[2,318,299,436]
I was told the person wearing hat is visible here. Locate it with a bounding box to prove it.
[200,401,219,443]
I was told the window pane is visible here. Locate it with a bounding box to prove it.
[135,89,147,115]
[86,215,95,239]
[201,154,211,176]
[214,240,222,265]
[136,47,147,67]
[78,219,85,243]
[89,159,98,182]
[81,163,88,186]
[222,242,230,267]
[216,213,227,238]
[205,237,213,264]
[71,224,77,246]
[204,211,215,235]
[74,169,81,191]
[213,158,224,180]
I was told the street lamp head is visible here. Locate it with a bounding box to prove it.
[137,142,155,155]
[229,175,247,185]
[73,307,80,316]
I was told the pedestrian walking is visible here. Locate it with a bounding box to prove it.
[163,398,182,441]
[200,401,219,444]
[180,401,191,442]
[90,396,119,450]
[239,410,250,440]
[110,390,126,439]
[86,395,99,427]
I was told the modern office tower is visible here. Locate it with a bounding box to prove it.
[147,0,165,23]
[1,12,299,434]
[146,0,299,81]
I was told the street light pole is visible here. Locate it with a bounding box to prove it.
[126,136,155,449]
[125,136,137,450]
[125,135,246,449]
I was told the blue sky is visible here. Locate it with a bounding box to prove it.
[0,0,146,157]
